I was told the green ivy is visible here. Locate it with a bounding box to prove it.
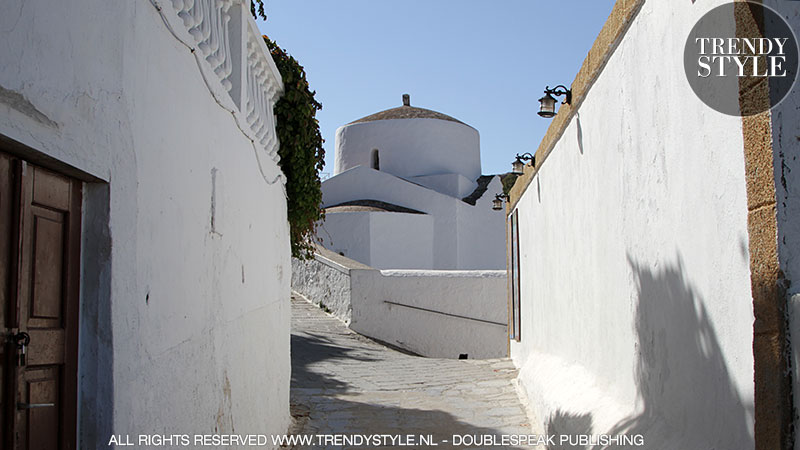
[250,1,266,21]
[501,173,519,195]
[264,36,326,259]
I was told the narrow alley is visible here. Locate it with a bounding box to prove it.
[289,296,542,449]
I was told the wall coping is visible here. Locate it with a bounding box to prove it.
[507,0,645,213]
[312,244,374,274]
[308,245,508,278]
[379,269,507,278]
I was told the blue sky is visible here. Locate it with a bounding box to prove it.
[257,1,617,177]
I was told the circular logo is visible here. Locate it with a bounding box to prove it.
[684,1,798,116]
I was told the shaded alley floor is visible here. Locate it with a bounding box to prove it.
[289,295,543,449]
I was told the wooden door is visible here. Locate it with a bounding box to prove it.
[1,152,81,450]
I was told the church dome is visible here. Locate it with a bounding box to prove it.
[333,94,482,184]
[349,94,468,126]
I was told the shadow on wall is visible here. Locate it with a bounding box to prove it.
[546,411,593,450]
[79,183,114,448]
[546,255,753,450]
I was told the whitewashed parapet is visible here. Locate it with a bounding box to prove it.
[171,0,236,92]
[153,0,285,182]
[244,16,281,163]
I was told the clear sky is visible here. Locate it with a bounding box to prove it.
[256,1,617,177]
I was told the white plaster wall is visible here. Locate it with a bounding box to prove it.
[350,270,508,359]
[0,1,290,447]
[324,167,461,269]
[334,118,481,182]
[318,211,372,265]
[322,167,506,270]
[410,172,477,198]
[510,0,756,447]
[319,210,434,269]
[369,213,434,269]
[458,176,507,270]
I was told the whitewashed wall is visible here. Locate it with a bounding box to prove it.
[510,0,756,448]
[0,0,290,448]
[350,269,508,359]
[458,176,507,269]
[322,166,506,269]
[321,210,435,269]
[291,249,508,359]
[410,172,476,199]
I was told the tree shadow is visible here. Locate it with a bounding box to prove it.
[291,332,378,392]
[545,255,754,449]
[289,395,529,450]
[546,411,593,450]
[290,303,531,449]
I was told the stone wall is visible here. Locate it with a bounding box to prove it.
[292,247,508,359]
[292,246,371,323]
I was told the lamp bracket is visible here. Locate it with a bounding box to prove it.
[516,152,535,163]
[544,85,572,105]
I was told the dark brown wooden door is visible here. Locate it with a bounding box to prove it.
[1,152,80,450]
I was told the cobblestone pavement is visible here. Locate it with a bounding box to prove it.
[289,295,543,449]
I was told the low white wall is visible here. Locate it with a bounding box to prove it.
[350,269,507,359]
[292,249,508,359]
[291,247,371,323]
[510,0,756,448]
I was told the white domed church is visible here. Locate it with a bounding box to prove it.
[320,94,507,270]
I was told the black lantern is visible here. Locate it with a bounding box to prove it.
[511,152,535,175]
[492,193,509,211]
[537,85,572,118]
[538,92,557,118]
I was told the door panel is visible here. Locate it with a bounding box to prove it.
[29,208,66,325]
[0,152,80,450]
[22,366,60,450]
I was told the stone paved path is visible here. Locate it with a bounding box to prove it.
[289,295,543,449]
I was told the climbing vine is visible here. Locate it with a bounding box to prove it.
[250,1,266,21]
[501,173,519,195]
[263,36,325,259]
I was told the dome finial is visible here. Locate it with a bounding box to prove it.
[402,94,410,106]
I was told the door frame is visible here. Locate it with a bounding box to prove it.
[1,152,81,450]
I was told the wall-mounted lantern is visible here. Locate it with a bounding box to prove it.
[492,193,509,211]
[538,85,572,118]
[511,152,535,175]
